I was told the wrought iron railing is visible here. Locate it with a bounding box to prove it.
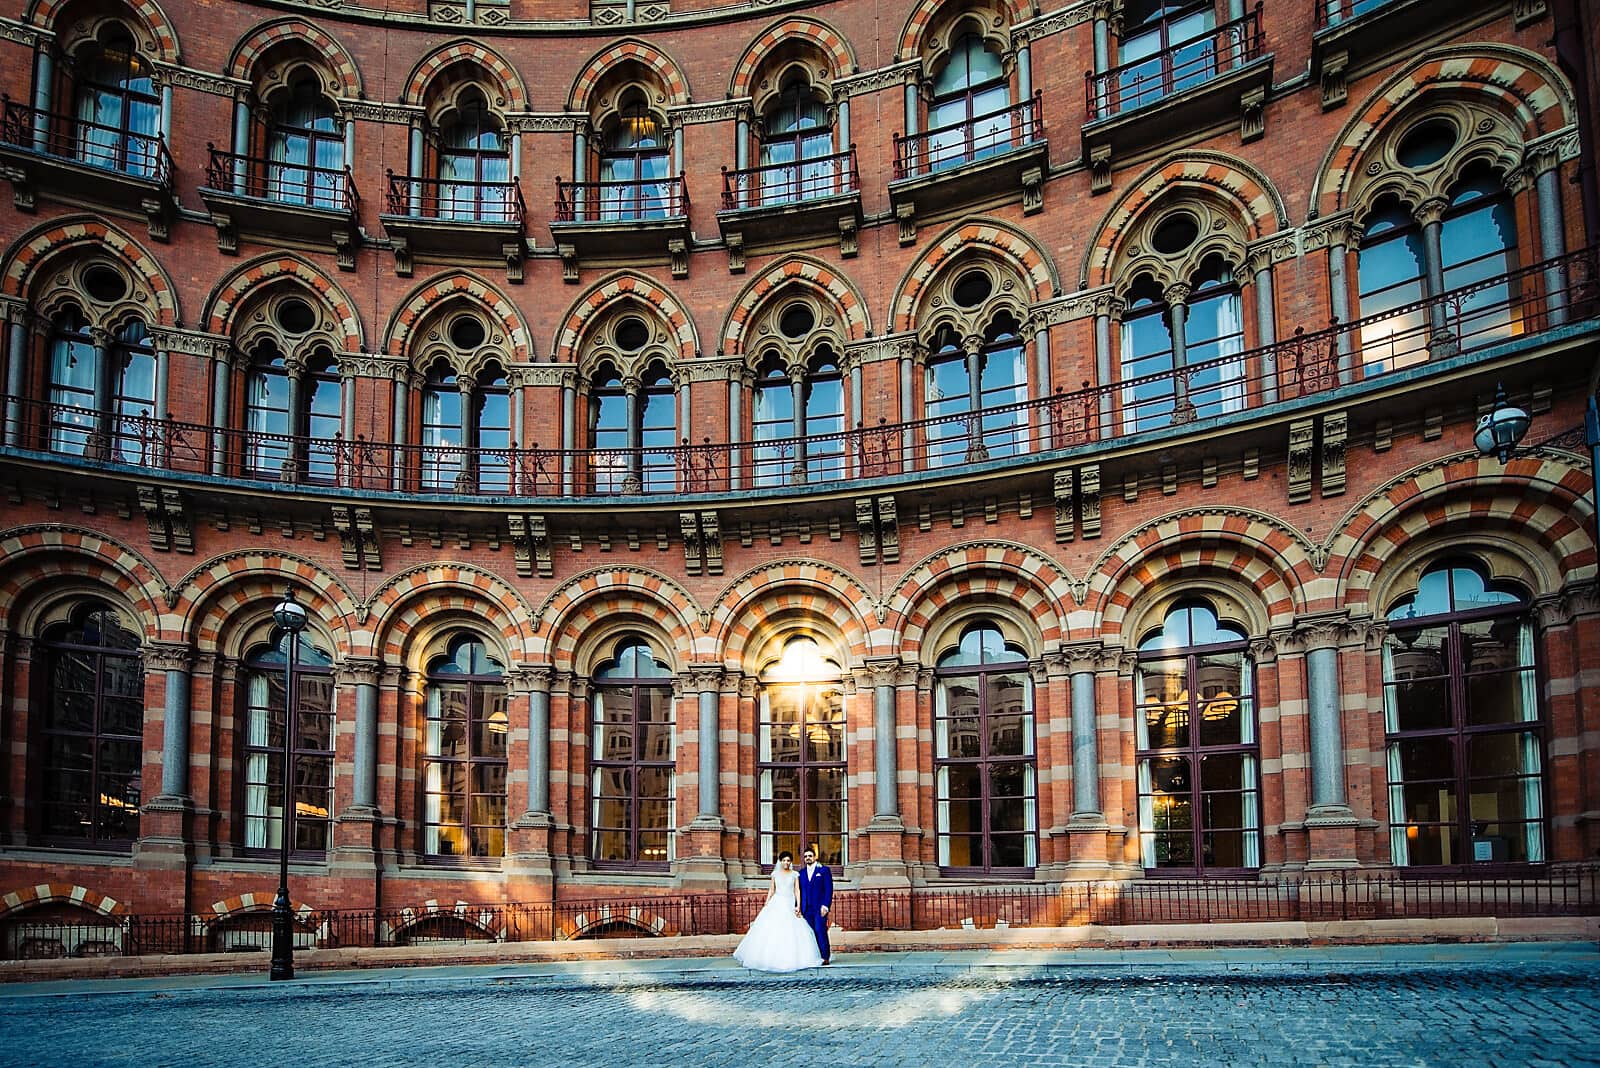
[554,173,689,223]
[5,866,1596,959]
[3,247,1596,498]
[204,144,361,217]
[384,170,526,227]
[1315,0,1398,29]
[0,95,173,188]
[1087,5,1264,119]
[721,147,860,211]
[894,94,1045,181]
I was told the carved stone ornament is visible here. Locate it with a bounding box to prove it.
[835,61,920,98]
[147,327,231,360]
[142,642,194,672]
[1016,2,1097,42]
[335,657,383,687]
[343,102,419,125]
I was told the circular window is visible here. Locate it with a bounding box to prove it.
[1150,213,1200,255]
[614,316,650,352]
[778,303,815,339]
[275,297,317,335]
[82,265,127,304]
[448,315,486,350]
[1396,119,1457,169]
[951,270,992,308]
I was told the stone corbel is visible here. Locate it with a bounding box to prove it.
[1240,86,1266,143]
[1320,411,1347,498]
[1319,49,1348,111]
[502,241,524,284]
[1512,0,1548,27]
[0,164,34,212]
[558,242,579,283]
[140,196,172,242]
[669,238,689,280]
[1021,165,1044,215]
[211,211,237,255]
[838,214,859,258]
[508,513,552,578]
[1287,418,1315,505]
[1089,144,1113,195]
[895,202,915,246]
[332,228,356,272]
[1053,468,1075,543]
[726,231,745,274]
[1079,463,1101,539]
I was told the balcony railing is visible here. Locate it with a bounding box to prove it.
[204,145,360,217]
[384,170,526,226]
[4,866,1596,959]
[554,174,689,223]
[0,95,173,188]
[1315,0,1396,27]
[894,94,1044,181]
[1087,6,1264,119]
[4,248,1595,499]
[721,147,860,211]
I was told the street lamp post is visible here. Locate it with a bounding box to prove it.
[1476,384,1600,566]
[269,585,308,981]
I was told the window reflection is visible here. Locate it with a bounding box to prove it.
[758,638,847,867]
[590,638,675,867]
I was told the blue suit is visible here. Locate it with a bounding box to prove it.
[798,862,833,962]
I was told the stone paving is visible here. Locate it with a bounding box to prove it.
[1,944,1596,1067]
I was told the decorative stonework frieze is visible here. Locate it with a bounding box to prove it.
[668,101,745,125]
[1319,48,1349,111]
[142,641,195,672]
[505,115,585,134]
[855,496,899,565]
[1320,411,1347,498]
[137,484,193,554]
[679,511,722,576]
[1016,2,1097,42]
[507,513,552,578]
[835,61,919,98]
[147,327,230,360]
[1053,468,1074,543]
[330,505,381,571]
[0,19,40,47]
[1079,464,1101,539]
[676,358,742,383]
[1037,288,1112,325]
[1287,418,1315,505]
[158,65,241,97]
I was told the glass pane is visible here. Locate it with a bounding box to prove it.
[1468,731,1540,779]
[593,796,628,828]
[640,721,674,762]
[942,834,981,868]
[805,720,844,764]
[638,766,674,799]
[1398,779,1457,825]
[1202,830,1248,869]
[594,720,634,762]
[989,834,1030,868]
[1196,652,1247,746]
[593,829,629,862]
[1395,736,1455,782]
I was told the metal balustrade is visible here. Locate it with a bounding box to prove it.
[204,145,361,217]
[554,173,690,223]
[1087,6,1264,119]
[384,170,526,226]
[1314,0,1397,28]
[0,95,173,187]
[721,147,860,211]
[4,248,1596,498]
[893,94,1045,181]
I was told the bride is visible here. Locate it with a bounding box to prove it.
[733,851,824,972]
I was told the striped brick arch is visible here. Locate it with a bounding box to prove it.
[28,0,179,63]
[1313,44,1574,217]
[1082,153,1286,289]
[1330,452,1596,613]
[568,39,690,111]
[896,0,1029,61]
[536,567,699,668]
[554,273,697,364]
[204,254,364,351]
[1,216,177,323]
[200,893,319,930]
[892,219,1057,333]
[708,562,877,664]
[386,272,534,364]
[0,525,166,630]
[722,256,871,357]
[1087,514,1308,640]
[170,552,358,648]
[226,18,362,99]
[891,542,1076,658]
[386,900,506,941]
[729,18,857,99]
[404,40,528,111]
[0,882,126,919]
[560,903,673,940]
[369,563,536,663]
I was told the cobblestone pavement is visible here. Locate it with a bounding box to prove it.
[2,944,1597,1068]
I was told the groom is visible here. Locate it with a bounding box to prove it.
[798,844,833,964]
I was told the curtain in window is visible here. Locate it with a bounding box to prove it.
[424,684,443,856]
[245,673,270,849]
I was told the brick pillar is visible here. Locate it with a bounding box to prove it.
[676,667,728,890]
[855,657,910,888]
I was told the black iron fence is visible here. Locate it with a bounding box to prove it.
[5,867,1596,961]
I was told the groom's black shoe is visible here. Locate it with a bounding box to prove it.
[821,959,830,965]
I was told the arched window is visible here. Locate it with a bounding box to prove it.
[1184,256,1246,415]
[475,366,512,492]
[802,354,846,481]
[758,77,836,205]
[438,88,511,221]
[1135,598,1259,874]
[72,27,160,177]
[37,602,143,846]
[590,638,675,869]
[1116,0,1217,110]
[1383,559,1543,867]
[925,327,972,466]
[976,323,1028,459]
[243,340,291,479]
[1357,198,1428,372]
[758,638,846,867]
[241,629,334,854]
[1119,260,1244,432]
[303,352,342,485]
[420,361,463,492]
[599,94,669,220]
[751,357,794,488]
[639,365,676,492]
[926,320,1030,466]
[588,363,628,494]
[928,33,1010,170]
[934,622,1036,872]
[1119,276,1175,433]
[45,311,155,462]
[1440,166,1519,345]
[422,636,508,858]
[267,74,343,208]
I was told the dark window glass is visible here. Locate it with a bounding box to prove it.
[1357,200,1429,373]
[590,639,675,868]
[438,88,511,221]
[423,636,507,858]
[640,366,676,492]
[928,34,1010,171]
[421,361,463,491]
[475,368,512,492]
[267,75,343,208]
[242,630,335,854]
[303,353,342,485]
[1441,168,1518,349]
[244,341,291,479]
[72,29,160,177]
[751,357,794,489]
[759,639,847,867]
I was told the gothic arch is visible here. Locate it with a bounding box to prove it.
[169,551,358,650]
[0,525,166,635]
[386,272,534,364]
[535,567,700,670]
[896,0,1030,64]
[708,561,877,667]
[721,255,870,358]
[368,563,537,664]
[385,900,507,941]
[568,38,691,112]
[890,541,1075,658]
[403,39,528,112]
[27,0,179,63]
[0,882,126,919]
[891,217,1058,333]
[2,216,178,325]
[204,253,364,352]
[554,271,698,364]
[226,18,362,99]
[729,17,857,99]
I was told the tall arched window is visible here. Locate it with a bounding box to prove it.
[934,622,1036,872]
[420,361,463,491]
[45,308,97,455]
[438,88,511,221]
[72,27,160,177]
[1135,598,1259,874]
[802,354,846,481]
[599,94,669,220]
[1117,0,1217,110]
[45,312,155,462]
[1184,257,1246,416]
[267,74,343,208]
[1357,198,1428,373]
[1383,559,1543,867]
[588,363,628,494]
[303,352,342,484]
[928,33,1010,170]
[1119,259,1244,432]
[977,324,1028,459]
[639,365,676,492]
[758,638,846,866]
[926,319,1030,466]
[1440,166,1519,346]
[475,365,512,492]
[925,328,972,466]
[759,77,835,205]
[751,357,794,488]
[242,629,334,854]
[422,636,508,858]
[590,638,675,869]
[37,602,143,846]
[243,341,291,479]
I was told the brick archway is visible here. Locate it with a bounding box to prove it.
[891,218,1057,333]
[891,541,1077,658]
[204,253,364,352]
[895,0,1029,62]
[27,0,180,63]
[0,883,126,920]
[729,17,856,99]
[387,272,534,364]
[404,40,528,111]
[537,567,700,669]
[0,525,167,634]
[721,255,871,357]
[568,38,690,111]
[2,216,178,324]
[554,272,697,364]
[369,563,537,664]
[226,18,362,99]
[168,551,358,648]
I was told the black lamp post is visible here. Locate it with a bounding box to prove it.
[1476,384,1600,566]
[269,585,308,981]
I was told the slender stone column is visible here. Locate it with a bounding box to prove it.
[691,669,723,821]
[5,314,27,446]
[340,658,382,813]
[32,50,53,148]
[147,643,195,801]
[1246,248,1278,402]
[735,118,749,173]
[790,367,807,481]
[87,327,112,458]
[727,375,743,490]
[623,374,643,493]
[1091,12,1109,117]
[391,373,409,491]
[1327,223,1355,382]
[1095,299,1115,430]
[1070,662,1102,819]
[838,100,851,153]
[1017,43,1032,100]
[903,84,918,137]
[1164,284,1192,420]
[408,124,424,213]
[561,374,577,493]
[1290,616,1359,869]
[231,97,250,194]
[866,661,900,820]
[1416,197,1452,352]
[1532,149,1568,325]
[211,350,233,474]
[524,668,553,817]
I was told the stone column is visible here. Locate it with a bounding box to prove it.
[728,373,744,490]
[857,658,911,887]
[1530,147,1569,325]
[903,83,919,137]
[678,669,728,888]
[1033,326,1052,451]
[1096,297,1116,430]
[32,48,53,148]
[341,658,382,814]
[1292,616,1359,869]
[1164,283,1193,422]
[623,373,643,493]
[1327,221,1356,383]
[1061,645,1112,871]
[329,658,382,881]
[561,371,577,494]
[508,666,556,885]
[789,365,808,482]
[231,96,250,194]
[1245,247,1278,403]
[408,123,424,213]
[1416,197,1453,355]
[139,642,196,867]
[211,349,234,475]
[1017,42,1032,100]
[4,309,28,447]
[86,326,112,459]
[391,372,411,491]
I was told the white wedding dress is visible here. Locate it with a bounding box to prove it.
[733,868,824,973]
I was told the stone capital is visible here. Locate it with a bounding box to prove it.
[142,641,194,672]
[335,656,383,687]
[684,666,725,694]
[1283,612,1362,653]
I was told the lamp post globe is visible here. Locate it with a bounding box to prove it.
[269,585,308,981]
[1474,384,1531,463]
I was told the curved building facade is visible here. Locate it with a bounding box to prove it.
[1,0,1598,941]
